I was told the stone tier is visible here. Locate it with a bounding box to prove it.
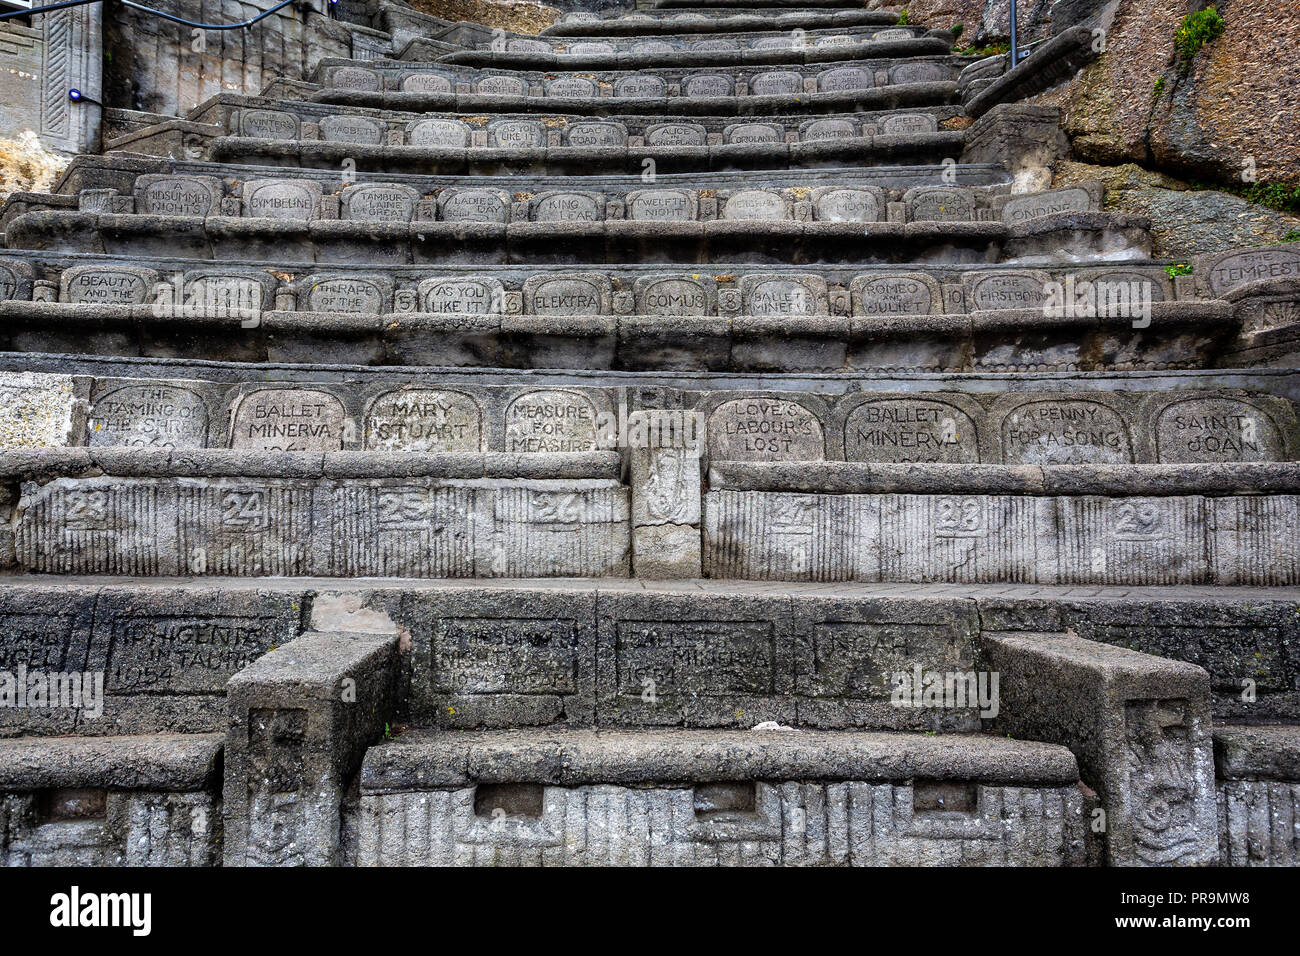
[429,35,951,71]
[543,8,899,37]
[422,22,929,60]
[2,579,1297,866]
[313,54,959,96]
[108,93,965,159]
[0,298,1228,372]
[1215,724,1300,867]
[704,461,1300,585]
[5,211,1147,268]
[352,728,1085,866]
[7,370,1293,465]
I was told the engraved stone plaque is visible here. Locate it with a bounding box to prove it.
[364,389,483,452]
[88,383,210,449]
[230,388,347,452]
[709,397,825,461]
[505,389,601,453]
[843,398,979,463]
[1000,399,1133,465]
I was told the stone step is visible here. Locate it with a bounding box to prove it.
[5,577,1289,866]
[122,95,964,161]
[196,129,969,176]
[351,728,1087,866]
[7,182,1148,267]
[2,449,631,579]
[0,294,1227,372]
[6,370,1292,466]
[1214,723,1300,867]
[704,461,1300,585]
[0,577,1292,730]
[430,34,951,72]
[4,446,1299,583]
[2,254,1220,371]
[544,9,900,38]
[311,56,959,105]
[420,22,930,60]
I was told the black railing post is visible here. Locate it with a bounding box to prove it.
[1009,0,1019,68]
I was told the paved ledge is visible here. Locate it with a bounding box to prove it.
[0,449,622,482]
[1214,724,1300,780]
[360,728,1080,790]
[313,81,959,117]
[708,462,1300,496]
[432,36,952,70]
[0,733,223,790]
[543,10,899,37]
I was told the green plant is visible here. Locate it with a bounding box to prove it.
[1242,181,1300,214]
[1165,263,1193,279]
[898,9,909,25]
[383,722,394,740]
[1282,230,1300,243]
[951,22,964,40]
[1187,177,1300,215]
[1153,76,1165,97]
[1174,6,1224,72]
[956,41,1011,57]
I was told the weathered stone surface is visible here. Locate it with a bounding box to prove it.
[61,265,156,305]
[839,395,981,464]
[341,183,419,223]
[706,395,827,462]
[225,629,399,866]
[904,186,975,222]
[354,728,1084,866]
[364,388,484,452]
[984,631,1217,866]
[228,388,348,451]
[243,179,321,221]
[995,394,1134,465]
[0,372,81,449]
[134,175,222,217]
[87,381,210,449]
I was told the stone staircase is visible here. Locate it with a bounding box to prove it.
[1,0,1298,868]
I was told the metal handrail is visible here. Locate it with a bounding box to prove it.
[0,0,323,26]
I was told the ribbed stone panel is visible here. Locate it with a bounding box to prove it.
[703,490,1300,585]
[353,781,1086,866]
[1218,781,1300,866]
[16,477,631,578]
[0,791,218,867]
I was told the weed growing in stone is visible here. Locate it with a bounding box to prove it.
[1174,6,1224,73]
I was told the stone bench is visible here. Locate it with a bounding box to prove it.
[182,108,961,156]
[0,260,1229,370]
[316,56,960,95]
[445,23,928,58]
[431,35,952,71]
[2,449,630,579]
[352,728,1085,866]
[0,581,305,865]
[314,77,958,117]
[0,734,223,865]
[5,211,1145,269]
[703,461,1300,585]
[1214,723,1300,866]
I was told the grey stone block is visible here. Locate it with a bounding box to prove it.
[224,629,400,866]
[983,631,1216,866]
